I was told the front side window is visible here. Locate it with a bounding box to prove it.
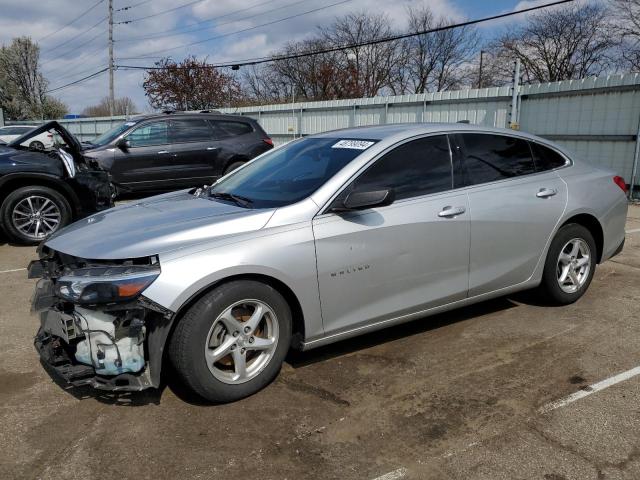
[530,142,567,171]
[126,121,168,147]
[460,133,536,185]
[349,135,453,201]
[209,137,376,208]
[170,119,213,143]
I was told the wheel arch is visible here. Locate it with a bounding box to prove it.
[559,213,604,263]
[0,173,81,218]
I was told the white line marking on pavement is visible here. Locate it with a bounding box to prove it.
[372,467,407,480]
[627,228,640,234]
[0,267,26,274]
[539,365,640,414]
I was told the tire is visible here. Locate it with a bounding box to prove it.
[169,280,292,403]
[1,186,72,245]
[539,223,597,305]
[224,161,245,175]
[29,141,44,151]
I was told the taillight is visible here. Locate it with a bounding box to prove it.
[613,176,627,193]
[263,137,274,147]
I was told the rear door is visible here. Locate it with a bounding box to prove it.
[167,118,220,187]
[209,120,259,175]
[313,135,470,335]
[454,133,567,296]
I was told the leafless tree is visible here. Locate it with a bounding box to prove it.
[397,6,479,94]
[0,37,67,119]
[611,0,640,70]
[82,96,137,117]
[143,56,242,110]
[495,4,618,83]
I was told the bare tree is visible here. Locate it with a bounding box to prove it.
[0,37,67,119]
[496,4,617,83]
[611,0,640,70]
[143,56,242,110]
[82,96,137,117]
[398,6,479,94]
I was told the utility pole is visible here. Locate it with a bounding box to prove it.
[509,58,521,130]
[108,0,115,116]
[478,50,485,89]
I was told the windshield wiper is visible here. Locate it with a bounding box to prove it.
[209,191,253,208]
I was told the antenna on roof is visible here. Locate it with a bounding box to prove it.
[457,119,471,124]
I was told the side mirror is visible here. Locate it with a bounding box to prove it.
[334,189,395,212]
[116,138,130,151]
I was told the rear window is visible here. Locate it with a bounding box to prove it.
[211,121,253,139]
[460,133,536,185]
[530,142,567,171]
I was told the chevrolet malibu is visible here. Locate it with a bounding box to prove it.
[30,123,628,403]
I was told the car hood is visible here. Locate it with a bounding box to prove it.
[45,190,276,259]
[0,144,64,173]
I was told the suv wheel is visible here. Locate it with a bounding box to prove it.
[1,186,72,245]
[539,223,597,305]
[224,161,245,175]
[169,280,292,403]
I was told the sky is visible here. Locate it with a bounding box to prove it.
[0,0,556,114]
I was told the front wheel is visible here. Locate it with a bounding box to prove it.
[169,280,292,403]
[539,223,597,305]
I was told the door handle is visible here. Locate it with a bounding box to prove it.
[157,150,170,154]
[536,188,557,198]
[206,147,218,151]
[438,206,466,218]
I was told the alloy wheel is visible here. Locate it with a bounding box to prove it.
[556,238,591,294]
[11,195,61,240]
[205,299,279,384]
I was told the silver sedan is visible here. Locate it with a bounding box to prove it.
[31,123,629,403]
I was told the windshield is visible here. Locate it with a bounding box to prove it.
[209,137,377,208]
[90,121,137,147]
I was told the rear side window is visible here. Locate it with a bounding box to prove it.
[211,121,253,139]
[530,142,567,171]
[351,135,453,201]
[170,119,213,143]
[460,133,536,185]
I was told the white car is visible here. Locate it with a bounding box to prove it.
[0,125,55,150]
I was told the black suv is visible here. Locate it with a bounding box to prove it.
[82,111,274,194]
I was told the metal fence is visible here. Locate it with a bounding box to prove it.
[6,73,640,192]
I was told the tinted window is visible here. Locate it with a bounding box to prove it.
[1,127,31,135]
[460,133,535,185]
[209,137,376,208]
[170,119,212,143]
[351,135,452,200]
[531,142,567,171]
[212,121,253,138]
[127,121,168,147]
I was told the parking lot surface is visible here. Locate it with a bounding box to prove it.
[1,205,640,480]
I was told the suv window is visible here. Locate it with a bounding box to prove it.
[127,121,168,147]
[530,142,567,171]
[170,118,213,143]
[350,135,453,201]
[211,121,253,139]
[460,133,536,185]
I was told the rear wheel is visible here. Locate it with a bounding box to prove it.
[1,186,72,245]
[169,280,292,403]
[29,140,44,151]
[539,223,596,305]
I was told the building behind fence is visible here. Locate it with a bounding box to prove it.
[7,73,640,192]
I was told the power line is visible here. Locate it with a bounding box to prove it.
[42,17,107,55]
[38,0,105,42]
[44,42,107,75]
[45,68,110,94]
[118,0,575,69]
[117,0,295,42]
[41,28,107,68]
[116,0,151,12]
[120,0,355,59]
[116,0,207,24]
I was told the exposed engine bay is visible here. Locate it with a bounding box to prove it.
[30,247,172,391]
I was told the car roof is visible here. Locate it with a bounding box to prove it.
[129,112,253,123]
[311,122,545,142]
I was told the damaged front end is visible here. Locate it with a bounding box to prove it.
[29,247,173,391]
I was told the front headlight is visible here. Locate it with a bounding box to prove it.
[55,265,160,304]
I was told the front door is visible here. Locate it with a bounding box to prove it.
[313,135,470,336]
[167,118,220,188]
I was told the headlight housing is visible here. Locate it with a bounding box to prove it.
[55,265,160,304]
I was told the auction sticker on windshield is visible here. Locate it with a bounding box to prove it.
[332,139,375,150]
